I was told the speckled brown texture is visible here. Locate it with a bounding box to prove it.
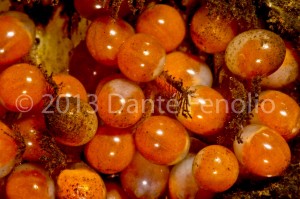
[225,29,286,79]
[193,145,239,192]
[45,96,98,146]
[190,6,237,54]
[56,163,106,199]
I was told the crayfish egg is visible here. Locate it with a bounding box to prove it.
[233,124,291,177]
[45,96,98,146]
[225,29,286,79]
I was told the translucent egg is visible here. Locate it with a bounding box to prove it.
[135,115,190,165]
[193,145,239,192]
[225,29,286,79]
[1,11,35,40]
[95,74,125,97]
[136,4,186,52]
[74,0,130,20]
[157,51,213,90]
[84,126,135,174]
[97,78,145,128]
[0,63,47,112]
[74,0,110,20]
[45,97,98,146]
[120,152,169,199]
[0,121,17,178]
[105,181,129,199]
[177,86,228,136]
[0,12,35,68]
[168,154,199,199]
[56,162,106,199]
[53,73,88,102]
[86,15,135,67]
[233,124,291,177]
[6,163,55,199]
[117,33,166,82]
[251,90,300,140]
[68,40,118,94]
[190,6,237,53]
[14,113,46,162]
[261,42,299,88]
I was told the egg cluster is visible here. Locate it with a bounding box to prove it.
[0,1,299,198]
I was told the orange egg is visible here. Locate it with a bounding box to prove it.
[118,33,166,82]
[0,12,34,68]
[136,4,185,52]
[193,145,239,192]
[225,29,286,79]
[45,97,98,146]
[14,113,46,162]
[1,11,35,41]
[86,15,135,67]
[120,152,169,199]
[53,73,88,102]
[177,86,228,136]
[0,63,47,112]
[135,115,190,165]
[251,90,300,140]
[74,0,130,20]
[0,121,17,178]
[74,0,109,20]
[233,124,291,177]
[68,40,119,94]
[97,78,145,128]
[261,42,299,88]
[156,51,213,97]
[5,163,55,199]
[84,126,135,174]
[190,6,237,53]
[169,154,199,199]
[56,163,106,199]
[105,181,129,199]
[95,74,125,97]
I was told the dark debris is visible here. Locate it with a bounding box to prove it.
[39,134,67,175]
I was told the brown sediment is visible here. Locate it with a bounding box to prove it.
[39,134,67,176]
